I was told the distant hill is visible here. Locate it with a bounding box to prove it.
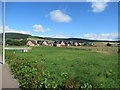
[4,33,32,39]
[1,33,118,42]
[42,37,118,42]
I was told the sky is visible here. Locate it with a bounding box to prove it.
[0,1,2,26]
[1,1,118,40]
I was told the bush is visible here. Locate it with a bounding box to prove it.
[106,43,111,46]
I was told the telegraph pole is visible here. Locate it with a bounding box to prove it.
[2,0,5,64]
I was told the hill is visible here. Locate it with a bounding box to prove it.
[4,33,32,39]
[1,33,118,42]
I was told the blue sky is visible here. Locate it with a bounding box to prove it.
[4,2,118,40]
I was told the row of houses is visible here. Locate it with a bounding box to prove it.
[26,40,92,47]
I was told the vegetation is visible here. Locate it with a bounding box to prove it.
[106,43,112,46]
[5,46,119,89]
[6,39,27,46]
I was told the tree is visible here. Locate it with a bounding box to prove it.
[6,39,27,46]
[106,43,111,46]
[20,39,27,45]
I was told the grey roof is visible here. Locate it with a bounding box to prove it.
[54,41,65,44]
[37,40,48,45]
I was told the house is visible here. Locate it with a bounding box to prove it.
[53,41,65,47]
[65,42,70,46]
[26,40,35,46]
[48,41,55,46]
[48,42,54,46]
[26,40,39,46]
[53,41,59,47]
[73,42,79,46]
[35,41,39,46]
[56,44,61,47]
[65,41,72,46]
[60,41,66,46]
[78,43,82,46]
[70,41,74,46]
[37,40,42,45]
[83,42,93,46]
[90,43,94,46]
[42,41,48,46]
[37,40,49,46]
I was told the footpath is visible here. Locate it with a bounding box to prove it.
[0,56,20,89]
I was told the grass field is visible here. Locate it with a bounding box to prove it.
[0,45,2,55]
[5,46,119,89]
[66,46,118,54]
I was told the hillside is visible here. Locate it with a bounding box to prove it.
[4,33,32,39]
[1,33,118,42]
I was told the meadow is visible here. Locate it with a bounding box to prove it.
[66,46,118,54]
[5,46,119,89]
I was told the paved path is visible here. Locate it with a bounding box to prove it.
[0,55,20,89]
[0,56,2,89]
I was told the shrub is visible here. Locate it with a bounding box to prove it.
[106,43,111,46]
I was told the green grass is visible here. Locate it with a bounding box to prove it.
[0,45,2,55]
[5,46,119,88]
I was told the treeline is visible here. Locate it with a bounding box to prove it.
[6,39,27,46]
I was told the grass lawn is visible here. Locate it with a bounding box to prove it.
[5,46,119,89]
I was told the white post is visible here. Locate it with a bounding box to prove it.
[2,0,5,64]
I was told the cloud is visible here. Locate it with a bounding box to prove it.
[33,24,50,33]
[83,33,118,41]
[0,26,31,34]
[87,0,111,12]
[40,35,66,38]
[40,33,69,38]
[52,35,68,38]
[49,10,72,23]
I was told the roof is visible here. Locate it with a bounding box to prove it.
[37,40,48,44]
[54,41,65,44]
[65,41,72,44]
[27,40,36,44]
